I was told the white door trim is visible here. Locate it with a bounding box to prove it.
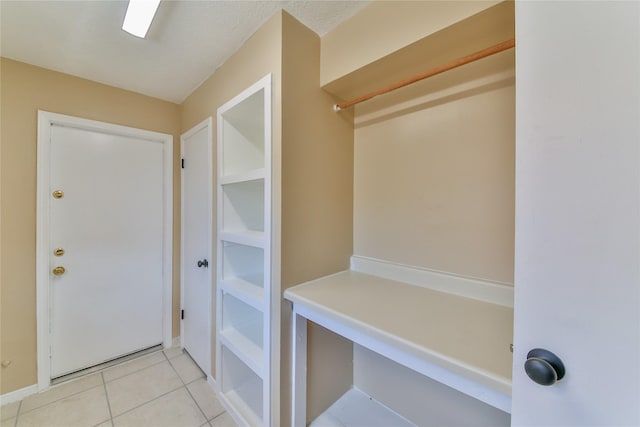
[179,117,213,374]
[36,110,173,391]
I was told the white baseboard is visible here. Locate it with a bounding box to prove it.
[350,255,514,307]
[0,384,38,405]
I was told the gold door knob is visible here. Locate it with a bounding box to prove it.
[52,190,64,199]
[52,266,66,276]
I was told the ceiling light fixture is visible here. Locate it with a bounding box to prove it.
[122,0,161,39]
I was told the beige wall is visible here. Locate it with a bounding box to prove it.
[353,69,515,284]
[281,12,354,293]
[322,0,516,284]
[320,0,501,86]
[0,58,181,394]
[281,12,354,424]
[354,41,515,284]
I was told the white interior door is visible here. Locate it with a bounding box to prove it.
[49,124,166,378]
[181,118,213,376]
[513,2,640,425]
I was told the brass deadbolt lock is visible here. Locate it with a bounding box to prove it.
[52,190,64,199]
[52,266,66,276]
[54,248,65,256]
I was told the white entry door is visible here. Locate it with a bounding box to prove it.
[46,120,170,378]
[512,1,639,425]
[180,118,213,376]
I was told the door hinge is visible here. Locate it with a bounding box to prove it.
[181,309,184,320]
[181,158,185,169]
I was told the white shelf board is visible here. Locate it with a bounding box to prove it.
[221,278,264,310]
[220,169,265,185]
[310,387,415,427]
[221,378,263,427]
[221,328,264,378]
[285,270,513,412]
[351,255,513,307]
[220,230,265,248]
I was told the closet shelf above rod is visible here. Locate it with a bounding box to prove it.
[333,38,515,111]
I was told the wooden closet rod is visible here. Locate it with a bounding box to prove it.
[334,38,515,111]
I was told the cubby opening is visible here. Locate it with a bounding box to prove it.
[221,179,265,234]
[221,242,264,292]
[221,345,264,425]
[221,89,265,177]
[351,345,510,426]
[222,293,263,353]
[304,323,510,427]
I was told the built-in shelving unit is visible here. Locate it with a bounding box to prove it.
[216,74,272,426]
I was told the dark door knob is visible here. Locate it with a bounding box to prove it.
[197,259,208,268]
[525,348,565,386]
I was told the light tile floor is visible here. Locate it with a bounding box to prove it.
[0,348,238,427]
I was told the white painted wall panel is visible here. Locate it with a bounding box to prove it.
[513,1,640,424]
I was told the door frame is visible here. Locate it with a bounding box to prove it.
[36,111,173,391]
[179,117,213,376]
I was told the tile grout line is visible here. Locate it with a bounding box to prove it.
[52,345,163,386]
[166,350,211,423]
[6,349,184,426]
[184,372,225,422]
[184,382,210,423]
[100,372,115,427]
[101,349,185,420]
[13,400,22,427]
[170,351,228,423]
[210,410,229,424]
[18,383,105,415]
[109,383,185,420]
[18,351,168,416]
[5,351,223,427]
[103,353,168,384]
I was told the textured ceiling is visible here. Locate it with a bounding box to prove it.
[0,1,370,103]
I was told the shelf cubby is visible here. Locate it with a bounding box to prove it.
[222,293,263,351]
[221,179,264,234]
[220,241,264,307]
[221,346,264,426]
[220,89,265,177]
[221,242,264,283]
